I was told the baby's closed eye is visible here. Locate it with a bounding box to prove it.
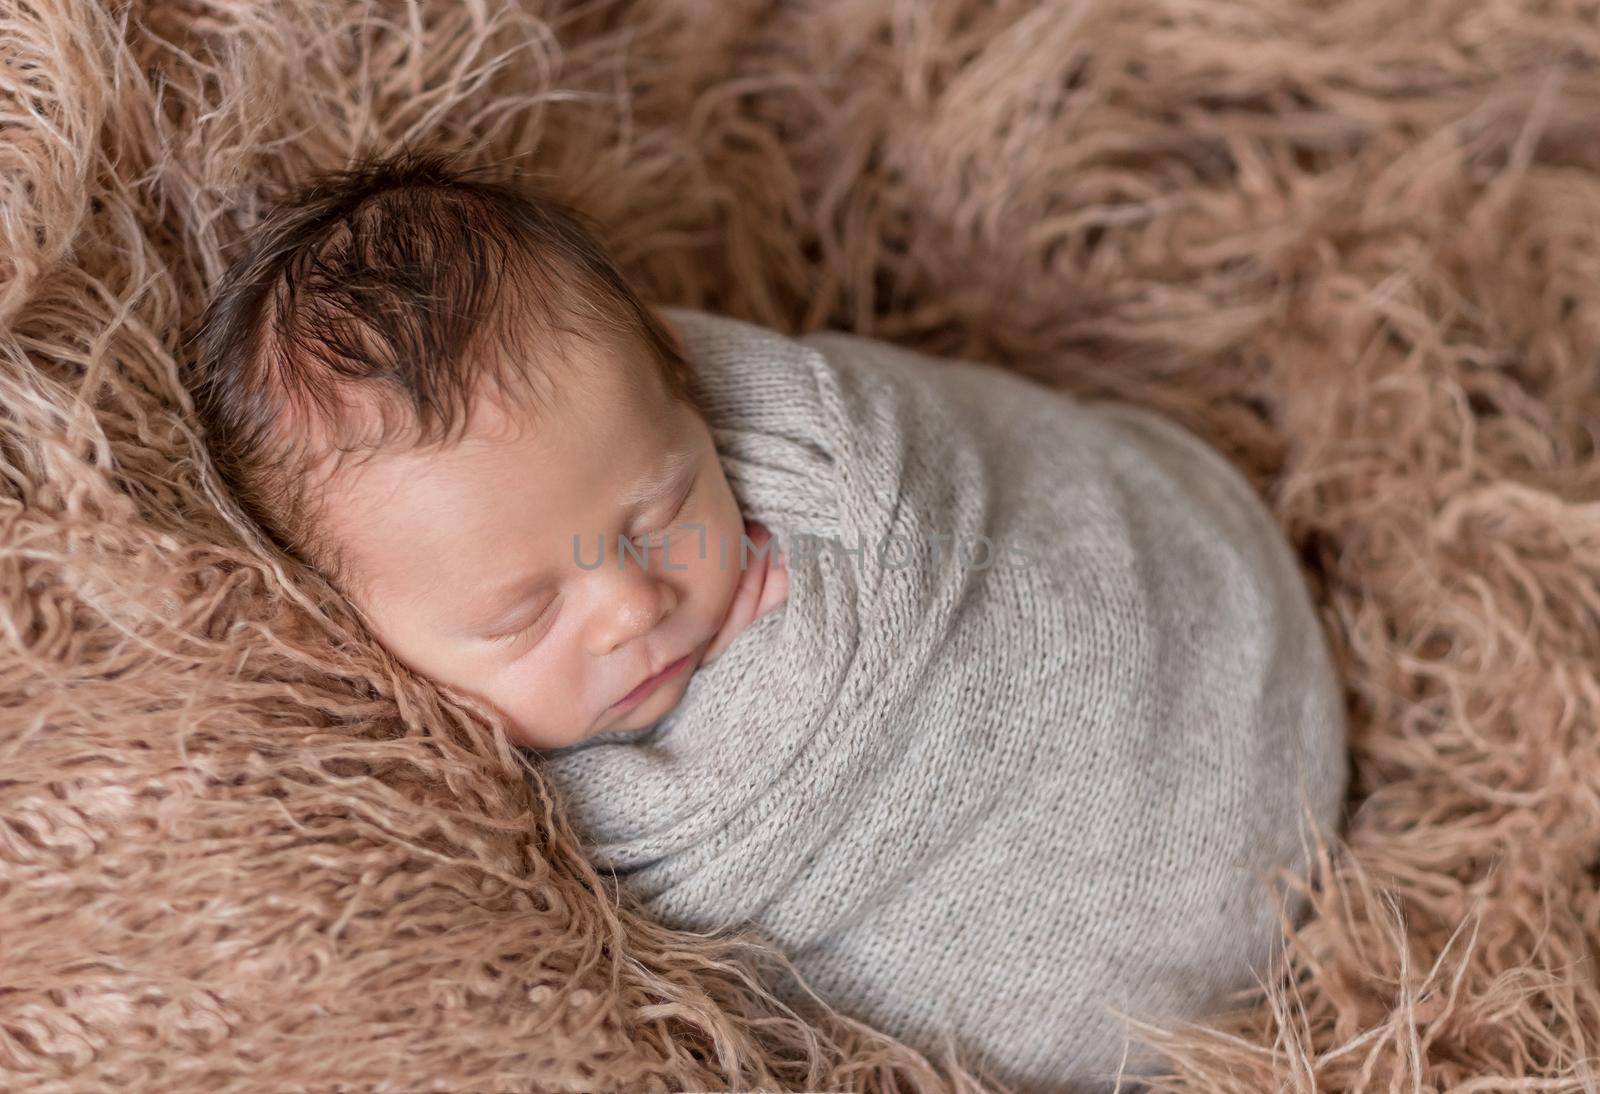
[485,594,560,651]
[629,472,698,550]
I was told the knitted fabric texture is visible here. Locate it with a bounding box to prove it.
[538,307,1350,1092]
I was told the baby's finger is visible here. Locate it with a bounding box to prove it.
[755,558,788,618]
[700,528,770,665]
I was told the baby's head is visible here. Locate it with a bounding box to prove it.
[188,150,749,750]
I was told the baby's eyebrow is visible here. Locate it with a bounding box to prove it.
[617,444,698,508]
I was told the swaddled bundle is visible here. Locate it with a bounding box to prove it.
[538,307,1349,1091]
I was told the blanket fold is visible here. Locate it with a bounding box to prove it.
[538,308,1348,1091]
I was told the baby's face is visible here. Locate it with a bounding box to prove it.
[317,336,750,749]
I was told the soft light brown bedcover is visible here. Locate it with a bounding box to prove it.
[3,0,1598,1090]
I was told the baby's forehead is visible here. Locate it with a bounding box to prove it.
[458,341,676,446]
[304,324,652,446]
[304,355,703,606]
[307,341,682,496]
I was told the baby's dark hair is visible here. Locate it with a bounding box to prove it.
[185,147,695,592]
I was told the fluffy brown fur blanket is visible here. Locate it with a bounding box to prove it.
[3,0,1598,1090]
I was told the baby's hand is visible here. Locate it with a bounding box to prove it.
[700,518,789,667]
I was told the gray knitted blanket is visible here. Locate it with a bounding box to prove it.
[537,307,1349,1092]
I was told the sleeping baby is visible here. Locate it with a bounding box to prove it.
[188,151,1349,1093]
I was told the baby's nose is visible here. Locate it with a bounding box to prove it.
[587,573,676,655]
